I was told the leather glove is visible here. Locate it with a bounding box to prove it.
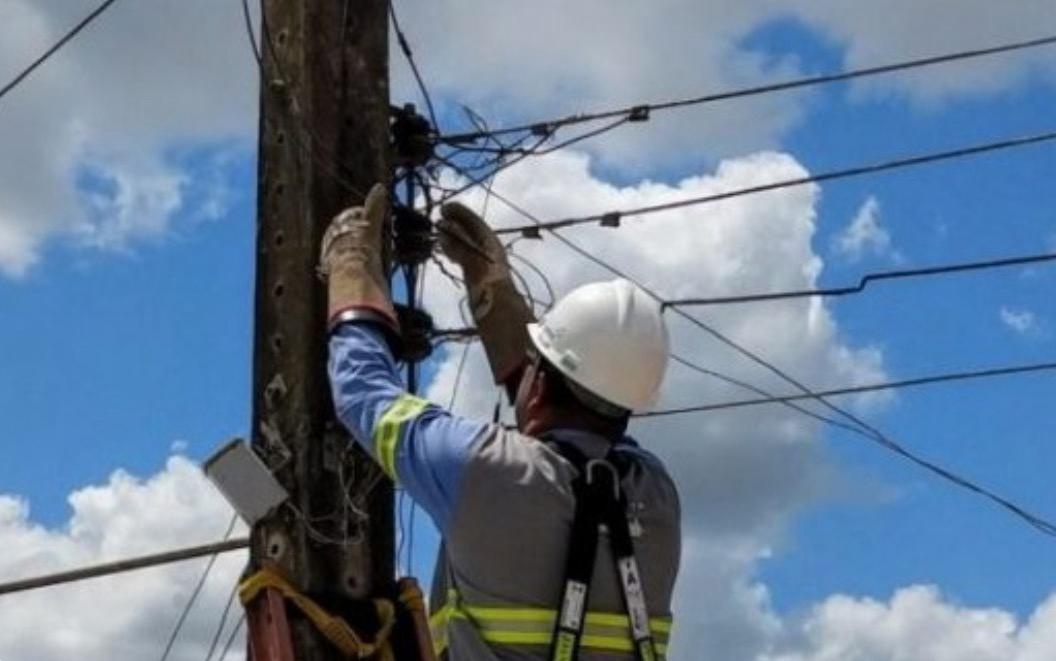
[320,184,399,337]
[438,202,532,384]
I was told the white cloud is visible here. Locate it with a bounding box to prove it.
[765,585,1056,661]
[833,196,891,262]
[1000,306,1041,336]
[792,0,1056,109]
[0,0,257,277]
[3,1,1053,277]
[393,0,1056,174]
[0,457,246,661]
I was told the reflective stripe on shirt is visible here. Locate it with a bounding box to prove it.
[373,393,429,480]
[429,589,671,658]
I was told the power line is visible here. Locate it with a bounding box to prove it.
[204,583,240,661]
[0,538,249,598]
[159,515,239,661]
[438,33,1056,144]
[666,251,1056,307]
[445,164,1056,538]
[496,128,1056,236]
[217,615,246,661]
[0,0,121,104]
[388,0,439,131]
[641,361,1056,418]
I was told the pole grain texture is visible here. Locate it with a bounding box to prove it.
[249,1,392,658]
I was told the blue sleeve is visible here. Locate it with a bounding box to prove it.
[327,323,488,533]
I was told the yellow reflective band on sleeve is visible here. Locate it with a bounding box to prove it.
[435,590,671,658]
[373,394,429,480]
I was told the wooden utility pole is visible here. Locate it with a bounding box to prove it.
[248,1,392,659]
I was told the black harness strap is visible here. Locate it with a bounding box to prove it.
[547,440,658,661]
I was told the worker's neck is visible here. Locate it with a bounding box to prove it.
[521,409,620,442]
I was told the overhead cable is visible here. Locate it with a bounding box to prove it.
[438,33,1056,144]
[0,0,121,104]
[666,251,1056,307]
[496,129,1056,236]
[641,361,1056,418]
[388,0,439,131]
[203,583,240,661]
[0,538,249,598]
[159,515,239,661]
[443,163,1056,538]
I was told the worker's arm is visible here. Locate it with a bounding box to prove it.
[328,321,488,533]
[438,203,533,401]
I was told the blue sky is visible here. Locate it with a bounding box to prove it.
[1,3,1055,659]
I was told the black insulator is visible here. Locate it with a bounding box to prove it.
[393,206,434,266]
[391,104,434,167]
[395,305,434,364]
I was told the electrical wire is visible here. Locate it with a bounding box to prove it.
[642,360,1056,418]
[159,514,240,661]
[0,0,121,104]
[437,33,1056,144]
[203,582,240,661]
[666,251,1056,307]
[388,0,439,131]
[239,0,262,65]
[217,614,246,661]
[447,166,1056,538]
[496,128,1056,235]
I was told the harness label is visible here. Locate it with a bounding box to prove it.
[618,557,652,640]
[560,581,589,630]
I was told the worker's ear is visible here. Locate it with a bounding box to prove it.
[529,368,554,413]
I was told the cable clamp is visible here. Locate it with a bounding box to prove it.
[628,105,651,122]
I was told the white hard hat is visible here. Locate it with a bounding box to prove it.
[527,279,670,413]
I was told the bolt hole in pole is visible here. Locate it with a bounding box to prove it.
[271,334,284,352]
[276,131,286,145]
[274,231,285,246]
[276,29,288,46]
[274,282,285,298]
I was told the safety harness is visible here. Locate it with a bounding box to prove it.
[547,439,659,661]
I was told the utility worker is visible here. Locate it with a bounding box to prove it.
[322,184,681,660]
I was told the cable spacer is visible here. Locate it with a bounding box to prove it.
[521,226,542,239]
[600,212,622,228]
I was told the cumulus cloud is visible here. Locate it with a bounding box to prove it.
[0,457,246,661]
[424,148,894,656]
[792,0,1056,109]
[4,1,1052,277]
[392,0,1056,174]
[832,196,892,262]
[0,0,256,277]
[765,585,1056,661]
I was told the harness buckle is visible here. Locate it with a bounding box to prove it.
[585,459,621,501]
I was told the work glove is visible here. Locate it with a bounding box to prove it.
[320,184,399,337]
[438,202,532,384]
